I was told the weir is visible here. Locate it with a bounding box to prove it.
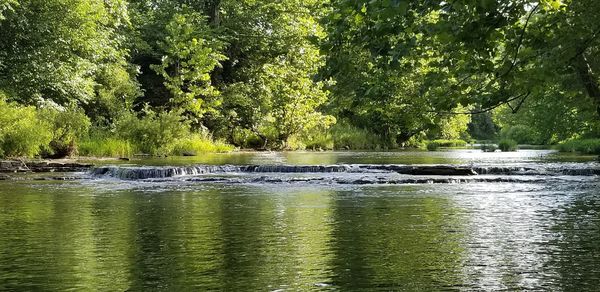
[90,164,600,181]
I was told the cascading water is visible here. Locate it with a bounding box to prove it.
[88,163,600,185]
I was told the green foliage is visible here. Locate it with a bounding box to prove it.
[80,127,234,157]
[230,128,264,149]
[498,139,518,152]
[428,110,472,141]
[116,108,190,155]
[303,132,335,151]
[0,0,17,20]
[429,140,468,148]
[2,0,600,153]
[480,143,497,153]
[39,106,91,157]
[79,136,133,158]
[86,64,141,125]
[425,139,468,151]
[0,97,52,157]
[171,133,234,155]
[151,11,226,120]
[468,112,498,141]
[499,125,541,145]
[557,139,600,155]
[0,0,133,105]
[426,142,440,151]
[323,0,600,146]
[330,122,384,150]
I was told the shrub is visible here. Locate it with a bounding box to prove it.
[428,139,468,148]
[79,135,134,157]
[304,133,334,150]
[285,135,306,150]
[171,133,234,155]
[500,125,540,145]
[426,141,440,151]
[116,109,190,155]
[231,128,264,149]
[0,98,52,158]
[480,143,497,152]
[300,126,334,151]
[557,139,600,154]
[330,122,383,150]
[39,106,91,157]
[498,139,518,152]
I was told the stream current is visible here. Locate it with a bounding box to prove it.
[1,150,599,290]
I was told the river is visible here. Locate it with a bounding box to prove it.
[1,150,599,290]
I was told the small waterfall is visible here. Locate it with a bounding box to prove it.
[472,166,537,175]
[91,165,242,180]
[472,166,600,176]
[90,163,600,180]
[241,165,353,173]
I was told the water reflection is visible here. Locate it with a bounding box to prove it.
[1,180,600,290]
[85,149,598,167]
[546,194,600,291]
[327,187,465,290]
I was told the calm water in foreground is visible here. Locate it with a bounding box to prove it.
[1,150,599,290]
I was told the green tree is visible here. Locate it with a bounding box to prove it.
[0,0,17,20]
[151,11,226,121]
[0,96,51,157]
[0,0,137,111]
[215,0,334,148]
[323,0,600,144]
[39,106,91,157]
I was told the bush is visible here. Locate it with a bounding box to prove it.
[231,128,264,149]
[498,139,518,152]
[79,135,134,157]
[426,141,440,151]
[116,109,190,155]
[304,133,334,150]
[300,126,334,151]
[480,143,497,152]
[330,122,383,150]
[501,125,540,145]
[557,139,600,154]
[0,98,52,158]
[39,106,91,157]
[172,133,234,155]
[427,139,468,148]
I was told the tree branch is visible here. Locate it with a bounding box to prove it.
[428,91,531,115]
[499,3,540,78]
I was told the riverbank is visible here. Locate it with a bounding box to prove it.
[0,159,93,173]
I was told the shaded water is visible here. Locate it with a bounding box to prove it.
[1,150,600,290]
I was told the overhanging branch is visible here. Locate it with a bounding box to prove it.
[428,91,531,115]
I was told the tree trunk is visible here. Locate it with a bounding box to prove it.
[575,54,600,118]
[205,0,221,27]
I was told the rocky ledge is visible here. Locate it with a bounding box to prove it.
[0,160,94,173]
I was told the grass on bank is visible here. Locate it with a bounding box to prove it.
[79,133,234,158]
[426,139,469,151]
[79,137,134,157]
[498,139,518,152]
[289,122,387,151]
[557,138,600,155]
[172,134,235,155]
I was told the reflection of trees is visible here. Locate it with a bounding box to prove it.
[327,187,465,290]
[546,195,600,291]
[218,186,335,290]
[0,182,58,290]
[1,182,487,291]
[0,182,136,290]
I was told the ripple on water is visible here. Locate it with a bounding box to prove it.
[1,151,599,290]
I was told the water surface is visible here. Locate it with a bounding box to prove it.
[1,150,599,290]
